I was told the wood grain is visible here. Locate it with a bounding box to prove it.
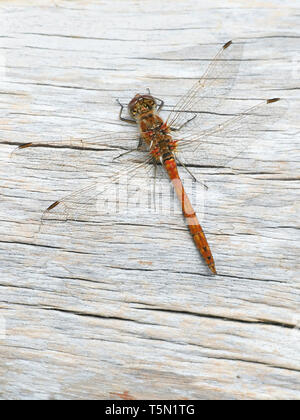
[0,0,299,400]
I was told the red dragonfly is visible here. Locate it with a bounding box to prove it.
[14,40,284,274]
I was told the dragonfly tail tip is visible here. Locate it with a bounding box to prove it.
[209,264,217,275]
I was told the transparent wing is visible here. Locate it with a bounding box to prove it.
[165,40,244,130]
[35,147,206,241]
[10,130,141,173]
[38,151,154,226]
[174,98,287,168]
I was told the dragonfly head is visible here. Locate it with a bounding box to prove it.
[128,94,157,119]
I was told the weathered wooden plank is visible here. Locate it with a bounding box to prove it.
[0,0,299,400]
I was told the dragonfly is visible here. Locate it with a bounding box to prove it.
[14,40,284,274]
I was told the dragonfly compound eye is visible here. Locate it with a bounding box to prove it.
[128,94,156,118]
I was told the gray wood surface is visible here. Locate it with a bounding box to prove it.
[0,0,299,400]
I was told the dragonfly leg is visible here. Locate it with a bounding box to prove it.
[153,97,164,111]
[175,155,208,189]
[145,89,164,112]
[153,159,157,211]
[137,136,149,150]
[116,99,136,124]
[156,98,164,112]
[170,113,197,131]
[175,155,197,182]
[113,137,145,161]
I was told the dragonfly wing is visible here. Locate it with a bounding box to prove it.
[175,98,287,168]
[165,40,244,131]
[11,130,141,173]
[37,148,200,241]
[39,150,155,226]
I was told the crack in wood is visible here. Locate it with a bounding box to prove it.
[134,306,297,329]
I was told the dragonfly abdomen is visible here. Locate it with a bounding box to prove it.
[164,157,217,275]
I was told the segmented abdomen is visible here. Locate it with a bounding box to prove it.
[164,157,217,274]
